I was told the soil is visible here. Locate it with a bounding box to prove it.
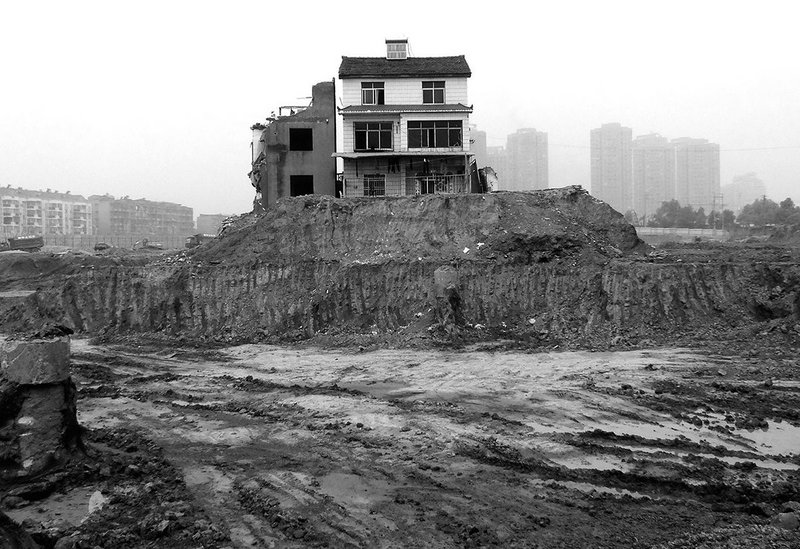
[1,190,799,547]
[0,336,797,548]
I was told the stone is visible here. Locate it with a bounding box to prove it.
[775,512,800,530]
[0,338,70,385]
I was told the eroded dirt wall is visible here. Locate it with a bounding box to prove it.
[4,258,797,346]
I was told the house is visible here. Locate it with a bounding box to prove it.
[335,39,475,197]
[250,80,337,210]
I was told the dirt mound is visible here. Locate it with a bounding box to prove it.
[192,187,648,266]
[769,223,800,244]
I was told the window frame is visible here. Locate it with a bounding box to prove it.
[407,120,463,149]
[289,128,313,151]
[354,121,393,151]
[363,174,386,196]
[422,81,446,104]
[361,82,385,105]
[289,175,314,197]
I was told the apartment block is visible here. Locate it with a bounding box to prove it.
[632,134,675,219]
[1,187,92,237]
[590,123,633,213]
[90,195,194,236]
[506,128,548,191]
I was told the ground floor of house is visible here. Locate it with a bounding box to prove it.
[336,153,475,197]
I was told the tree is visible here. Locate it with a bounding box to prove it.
[777,197,800,224]
[737,197,779,226]
[722,210,736,229]
[650,200,681,227]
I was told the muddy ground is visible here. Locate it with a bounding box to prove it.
[2,333,799,548]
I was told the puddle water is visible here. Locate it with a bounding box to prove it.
[318,472,393,508]
[737,421,800,456]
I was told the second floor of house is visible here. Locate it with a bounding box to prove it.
[339,112,472,155]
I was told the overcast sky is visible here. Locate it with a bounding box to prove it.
[2,1,798,217]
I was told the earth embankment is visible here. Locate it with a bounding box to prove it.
[0,189,798,347]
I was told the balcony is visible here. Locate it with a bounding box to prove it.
[343,173,470,198]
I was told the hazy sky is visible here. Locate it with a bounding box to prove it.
[2,1,798,217]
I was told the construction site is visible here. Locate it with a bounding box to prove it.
[1,187,799,548]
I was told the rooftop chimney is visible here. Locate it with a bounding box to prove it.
[386,39,408,60]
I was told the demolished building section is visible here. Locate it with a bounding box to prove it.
[250,81,337,210]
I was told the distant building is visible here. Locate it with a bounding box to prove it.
[250,80,337,209]
[506,128,548,190]
[590,123,633,213]
[196,213,230,235]
[671,137,720,213]
[89,195,193,236]
[335,39,475,196]
[470,126,488,168]
[1,187,92,237]
[632,134,675,221]
[486,146,508,187]
[722,172,766,213]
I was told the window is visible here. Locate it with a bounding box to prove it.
[290,175,314,196]
[289,128,313,151]
[422,81,445,104]
[361,82,385,105]
[354,122,392,151]
[364,174,386,196]
[407,121,462,148]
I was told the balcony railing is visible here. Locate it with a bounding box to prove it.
[344,173,470,198]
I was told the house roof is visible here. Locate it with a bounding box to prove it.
[338,56,471,78]
[339,104,473,114]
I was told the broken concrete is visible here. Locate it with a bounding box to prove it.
[0,337,80,479]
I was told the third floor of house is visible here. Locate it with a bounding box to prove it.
[338,41,471,114]
[340,76,470,111]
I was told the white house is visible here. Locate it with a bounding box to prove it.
[335,39,474,197]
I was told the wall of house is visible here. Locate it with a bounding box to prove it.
[341,77,468,106]
[258,80,337,210]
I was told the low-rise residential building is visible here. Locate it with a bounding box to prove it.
[196,213,230,235]
[249,81,337,210]
[335,39,475,196]
[89,195,194,236]
[1,187,92,237]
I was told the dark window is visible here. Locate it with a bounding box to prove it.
[361,82,385,105]
[364,174,386,196]
[289,128,313,151]
[408,121,462,148]
[290,175,314,196]
[354,122,392,151]
[422,81,445,104]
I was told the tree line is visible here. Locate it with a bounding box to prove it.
[624,197,800,229]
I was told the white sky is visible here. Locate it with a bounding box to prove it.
[2,1,798,217]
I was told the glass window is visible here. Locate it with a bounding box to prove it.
[408,121,462,148]
[354,122,392,151]
[361,82,385,105]
[422,81,445,104]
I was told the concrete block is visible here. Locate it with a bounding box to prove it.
[0,338,70,385]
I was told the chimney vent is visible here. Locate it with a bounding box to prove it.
[386,39,408,60]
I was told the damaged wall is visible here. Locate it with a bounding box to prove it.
[251,81,337,210]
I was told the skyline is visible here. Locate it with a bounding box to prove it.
[2,1,798,217]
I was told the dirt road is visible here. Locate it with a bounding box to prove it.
[6,338,798,548]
